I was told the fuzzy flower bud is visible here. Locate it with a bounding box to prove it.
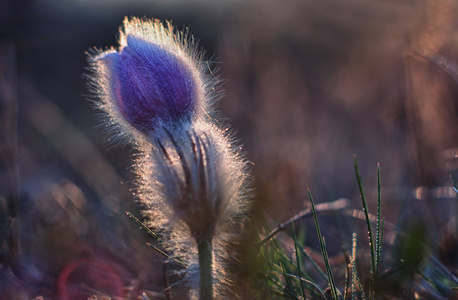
[89,17,209,137]
[141,122,248,240]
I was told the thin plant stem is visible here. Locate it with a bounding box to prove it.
[197,235,213,300]
[342,247,351,300]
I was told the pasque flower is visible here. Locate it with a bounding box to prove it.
[89,17,213,139]
[88,17,251,299]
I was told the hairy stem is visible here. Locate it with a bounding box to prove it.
[197,235,213,300]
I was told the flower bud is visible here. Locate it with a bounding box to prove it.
[141,122,248,240]
[89,17,207,136]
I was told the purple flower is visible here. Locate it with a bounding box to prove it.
[88,17,251,299]
[90,18,206,135]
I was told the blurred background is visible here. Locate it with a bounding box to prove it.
[1,0,458,298]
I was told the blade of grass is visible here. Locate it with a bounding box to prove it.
[378,218,385,271]
[126,211,160,240]
[261,241,324,299]
[307,188,340,300]
[126,211,187,267]
[323,237,340,298]
[282,273,327,299]
[266,271,327,298]
[375,163,383,295]
[262,272,292,299]
[146,242,187,267]
[280,258,299,299]
[291,221,307,299]
[260,227,296,273]
[450,174,458,194]
[353,157,376,298]
[297,244,328,282]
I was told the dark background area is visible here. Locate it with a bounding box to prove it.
[1,0,458,298]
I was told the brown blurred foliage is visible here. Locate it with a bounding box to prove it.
[219,0,458,222]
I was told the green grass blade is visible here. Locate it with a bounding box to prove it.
[261,273,289,299]
[268,238,325,298]
[146,242,187,267]
[126,211,160,240]
[298,244,328,281]
[280,258,298,299]
[378,217,385,274]
[126,211,187,267]
[353,157,376,298]
[307,188,340,300]
[291,221,307,299]
[450,174,458,194]
[283,273,327,299]
[375,163,383,295]
[376,163,381,262]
